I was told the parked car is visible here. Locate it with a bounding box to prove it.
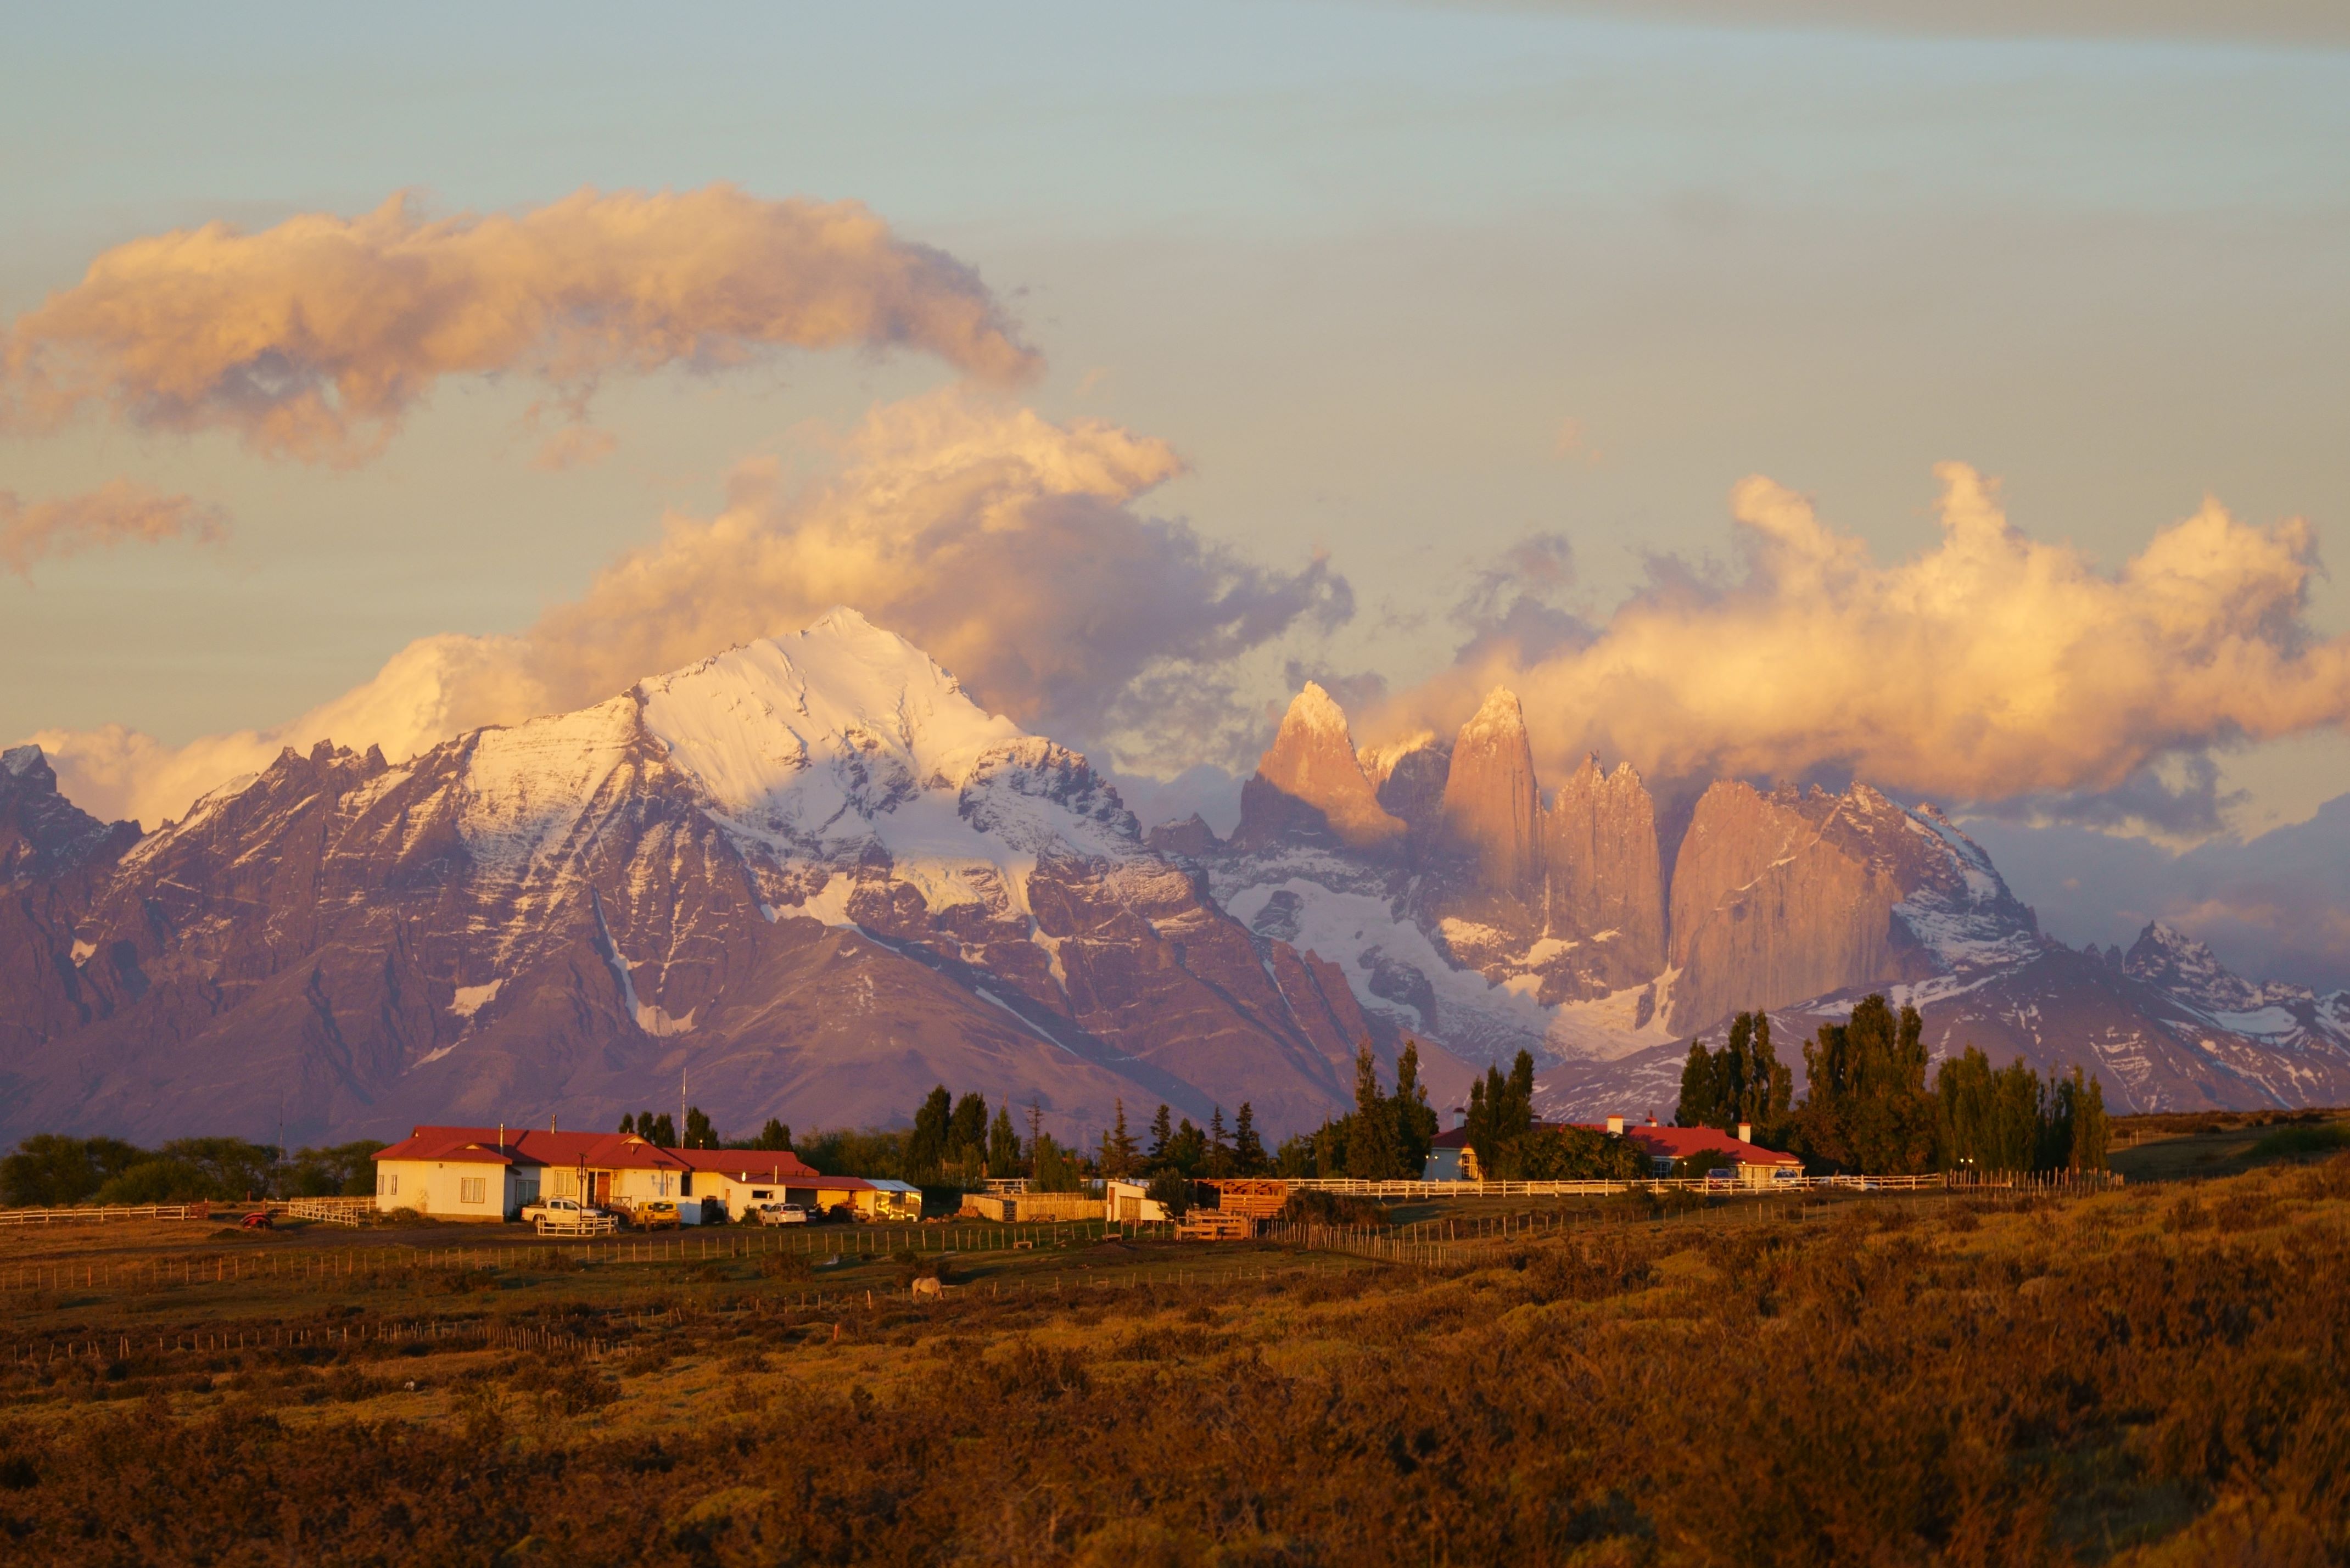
[755,1202,809,1225]
[627,1199,682,1230]
[240,1211,274,1230]
[520,1195,606,1226]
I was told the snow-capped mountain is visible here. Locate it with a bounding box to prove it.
[1174,683,2350,1118]
[0,611,1417,1147]
[5,619,2345,1147]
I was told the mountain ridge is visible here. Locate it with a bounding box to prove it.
[4,613,2345,1146]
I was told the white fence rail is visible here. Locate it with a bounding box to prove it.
[0,1202,211,1227]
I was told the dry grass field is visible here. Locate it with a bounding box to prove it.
[4,1164,2349,1566]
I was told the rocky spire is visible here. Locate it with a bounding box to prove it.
[1231,684,1405,850]
[1439,687,1541,901]
[1542,754,1665,976]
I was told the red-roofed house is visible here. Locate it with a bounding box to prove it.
[1425,1117,1801,1185]
[371,1128,879,1222]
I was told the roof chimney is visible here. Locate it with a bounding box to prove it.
[1605,1115,1624,1135]
[1737,1122,1753,1144]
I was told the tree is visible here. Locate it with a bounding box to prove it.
[1146,1104,1174,1172]
[684,1106,716,1149]
[1513,1126,1649,1181]
[1345,1041,1402,1179]
[1394,1041,1439,1178]
[1166,1118,1207,1177]
[1233,1103,1268,1176]
[753,1118,792,1151]
[1145,1170,1195,1221]
[1,1135,148,1207]
[948,1093,989,1171]
[1795,995,1934,1175]
[283,1140,385,1197]
[907,1085,953,1179]
[1100,1099,1139,1178]
[618,1112,638,1136]
[646,1113,678,1149]
[1675,1012,1793,1141]
[1031,1133,1084,1193]
[1272,1132,1316,1178]
[1464,1050,1536,1178]
[988,1106,1023,1176]
[1206,1107,1233,1178]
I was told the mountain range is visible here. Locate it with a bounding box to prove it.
[5,608,2346,1147]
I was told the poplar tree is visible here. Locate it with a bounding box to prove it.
[987,1106,1023,1175]
[683,1106,715,1149]
[1345,1041,1401,1179]
[1394,1041,1439,1178]
[753,1119,791,1151]
[907,1086,953,1179]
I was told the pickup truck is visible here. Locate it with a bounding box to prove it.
[519,1196,607,1226]
[755,1202,809,1225]
[626,1199,682,1230]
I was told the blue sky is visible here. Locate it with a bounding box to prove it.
[4,1,2347,976]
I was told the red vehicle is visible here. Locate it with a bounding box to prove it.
[240,1212,274,1230]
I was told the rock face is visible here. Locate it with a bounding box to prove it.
[0,613,1382,1147]
[12,648,2348,1141]
[1542,757,1666,986]
[1204,680,2347,1115]
[1232,685,1405,852]
[1440,689,1542,902]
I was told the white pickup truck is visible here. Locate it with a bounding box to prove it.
[519,1195,607,1226]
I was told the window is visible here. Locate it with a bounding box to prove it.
[751,1189,772,1200]
[382,1174,398,1196]
[460,1177,486,1205]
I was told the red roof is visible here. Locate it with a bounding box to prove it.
[1621,1124,1800,1166]
[669,1147,825,1181]
[372,1127,858,1180]
[374,1127,693,1171]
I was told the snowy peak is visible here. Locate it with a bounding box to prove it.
[2124,921,2259,1013]
[1235,684,1405,850]
[637,608,1023,816]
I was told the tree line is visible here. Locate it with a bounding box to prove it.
[0,1135,384,1208]
[1674,995,2112,1173]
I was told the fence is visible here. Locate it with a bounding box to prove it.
[276,1197,374,1225]
[0,1217,1119,1298]
[0,1202,210,1228]
[1285,1169,2121,1201]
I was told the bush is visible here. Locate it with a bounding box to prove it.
[2251,1123,2350,1162]
[1275,1191,1388,1227]
[1145,1172,1195,1221]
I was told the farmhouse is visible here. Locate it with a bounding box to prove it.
[670,1147,875,1222]
[372,1127,699,1221]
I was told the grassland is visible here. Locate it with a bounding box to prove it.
[4,1164,2350,1566]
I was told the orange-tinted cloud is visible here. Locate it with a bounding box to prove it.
[1,480,225,576]
[33,390,1347,826]
[1,185,1040,466]
[1380,463,2350,809]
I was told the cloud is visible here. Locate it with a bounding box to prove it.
[1,480,226,576]
[2,185,1040,466]
[1375,463,2350,814]
[31,389,1349,826]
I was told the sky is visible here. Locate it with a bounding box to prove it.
[4,2,2347,983]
